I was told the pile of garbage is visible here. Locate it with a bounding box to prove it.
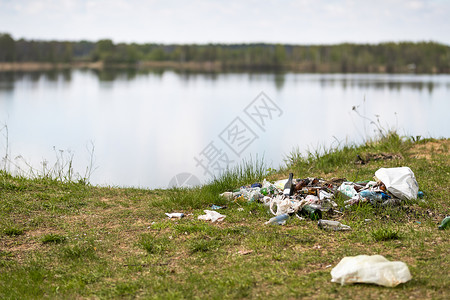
[219,167,421,226]
[164,167,429,288]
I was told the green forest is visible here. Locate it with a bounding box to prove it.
[1,33,449,73]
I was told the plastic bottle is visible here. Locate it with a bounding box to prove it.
[299,205,322,220]
[283,173,294,197]
[438,216,450,230]
[265,213,290,225]
[359,190,390,202]
[317,219,351,231]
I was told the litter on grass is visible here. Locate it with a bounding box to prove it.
[165,213,185,219]
[219,167,421,225]
[198,210,226,222]
[330,255,412,287]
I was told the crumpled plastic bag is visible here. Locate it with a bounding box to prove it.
[338,182,358,199]
[269,195,302,215]
[375,167,419,200]
[197,210,226,222]
[331,255,412,287]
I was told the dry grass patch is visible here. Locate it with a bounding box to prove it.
[408,138,450,160]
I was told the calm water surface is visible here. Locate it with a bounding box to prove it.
[0,70,449,188]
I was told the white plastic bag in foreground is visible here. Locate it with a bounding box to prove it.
[375,167,419,200]
[331,255,412,287]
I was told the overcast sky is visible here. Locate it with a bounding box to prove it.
[1,0,449,45]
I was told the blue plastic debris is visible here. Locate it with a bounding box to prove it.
[210,205,225,210]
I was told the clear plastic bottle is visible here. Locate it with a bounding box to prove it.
[317,219,351,231]
[265,213,290,225]
[359,190,390,201]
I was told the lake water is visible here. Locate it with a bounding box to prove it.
[0,70,449,188]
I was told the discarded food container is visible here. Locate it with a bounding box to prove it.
[265,213,289,225]
[438,216,450,230]
[330,255,412,287]
[318,219,351,231]
[165,213,184,219]
[299,205,322,220]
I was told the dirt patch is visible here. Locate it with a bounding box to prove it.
[356,152,403,165]
[408,139,450,160]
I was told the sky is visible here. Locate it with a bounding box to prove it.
[1,0,450,45]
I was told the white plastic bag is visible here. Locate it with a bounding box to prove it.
[375,167,419,200]
[197,210,226,222]
[331,255,412,287]
[269,195,302,216]
[165,213,184,219]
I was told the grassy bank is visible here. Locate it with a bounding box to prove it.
[1,134,449,299]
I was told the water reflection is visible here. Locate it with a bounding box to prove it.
[1,69,447,94]
[315,75,439,93]
[0,70,72,90]
[274,73,286,90]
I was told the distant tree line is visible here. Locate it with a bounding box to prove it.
[1,33,449,73]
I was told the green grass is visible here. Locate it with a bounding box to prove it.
[3,227,24,237]
[0,134,449,299]
[371,227,401,241]
[41,234,67,244]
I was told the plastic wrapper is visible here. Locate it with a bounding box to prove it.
[197,210,226,222]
